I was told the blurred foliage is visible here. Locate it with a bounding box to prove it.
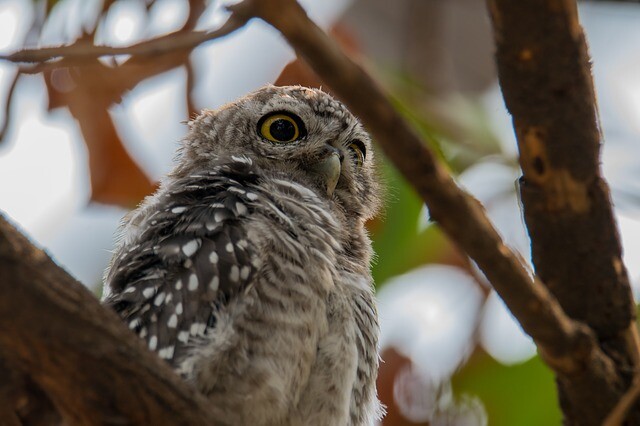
[453,350,562,425]
[371,158,451,287]
[388,74,505,173]
[372,73,558,425]
[371,85,502,287]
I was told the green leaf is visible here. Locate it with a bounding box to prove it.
[452,351,562,425]
[371,158,450,287]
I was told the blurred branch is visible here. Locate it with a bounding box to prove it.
[487,0,640,423]
[0,71,20,142]
[604,375,640,426]
[231,0,616,390]
[0,12,247,65]
[0,214,217,424]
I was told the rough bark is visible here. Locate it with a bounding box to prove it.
[0,215,217,425]
[486,0,640,423]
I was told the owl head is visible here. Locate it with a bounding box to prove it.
[177,85,380,222]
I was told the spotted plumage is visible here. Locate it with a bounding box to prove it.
[103,85,382,425]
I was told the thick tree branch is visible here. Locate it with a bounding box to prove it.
[0,215,217,424]
[229,0,621,394]
[487,0,640,423]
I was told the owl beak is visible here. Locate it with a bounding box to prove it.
[309,151,342,196]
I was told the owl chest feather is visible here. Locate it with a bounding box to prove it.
[251,180,379,425]
[105,159,378,425]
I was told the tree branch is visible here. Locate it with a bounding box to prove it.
[0,214,217,424]
[227,0,621,396]
[0,12,247,64]
[487,0,640,423]
[0,71,20,142]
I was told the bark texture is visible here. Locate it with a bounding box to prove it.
[487,0,640,423]
[0,215,217,425]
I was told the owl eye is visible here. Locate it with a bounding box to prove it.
[258,112,305,143]
[348,140,366,168]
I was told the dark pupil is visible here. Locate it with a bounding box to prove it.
[270,119,296,141]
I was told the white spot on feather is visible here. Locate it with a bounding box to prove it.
[182,239,200,257]
[190,323,201,336]
[230,265,240,282]
[240,266,251,280]
[159,346,175,359]
[231,155,252,164]
[149,336,158,351]
[176,302,183,315]
[168,314,178,328]
[154,292,166,306]
[142,287,155,298]
[178,331,189,343]
[210,276,219,291]
[188,274,199,291]
[171,206,187,214]
[235,202,248,215]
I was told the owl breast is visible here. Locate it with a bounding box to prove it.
[161,156,370,425]
[104,84,381,426]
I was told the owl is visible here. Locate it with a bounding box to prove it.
[102,85,382,425]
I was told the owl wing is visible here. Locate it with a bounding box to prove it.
[103,160,260,364]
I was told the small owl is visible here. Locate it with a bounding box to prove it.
[103,85,382,425]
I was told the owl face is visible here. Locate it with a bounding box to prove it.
[181,85,380,221]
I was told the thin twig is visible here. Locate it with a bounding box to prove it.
[0,71,20,142]
[604,329,640,425]
[0,12,248,64]
[604,374,640,426]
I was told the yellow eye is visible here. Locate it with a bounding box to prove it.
[258,113,304,143]
[348,140,366,168]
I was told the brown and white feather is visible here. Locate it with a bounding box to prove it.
[103,85,382,425]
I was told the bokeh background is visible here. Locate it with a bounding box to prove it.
[2,0,640,424]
